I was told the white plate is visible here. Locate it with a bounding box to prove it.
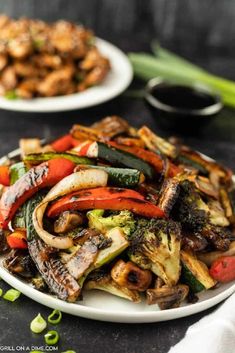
[0,38,133,112]
[0,148,234,323]
[0,258,234,323]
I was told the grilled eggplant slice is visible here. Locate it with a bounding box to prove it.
[26,194,81,302]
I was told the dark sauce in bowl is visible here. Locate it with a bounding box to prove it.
[151,85,216,110]
[145,79,223,132]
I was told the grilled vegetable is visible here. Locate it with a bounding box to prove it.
[77,165,144,188]
[157,178,180,216]
[4,249,36,278]
[85,270,141,303]
[0,165,10,186]
[54,211,85,233]
[74,141,155,179]
[10,162,27,184]
[26,194,81,302]
[108,142,181,178]
[91,116,130,139]
[146,284,189,309]
[181,250,216,292]
[24,152,92,165]
[138,126,178,158]
[7,230,27,249]
[33,169,108,249]
[51,134,79,152]
[87,209,135,236]
[111,259,152,291]
[65,234,105,280]
[209,256,235,283]
[198,241,235,266]
[130,219,181,286]
[47,187,165,219]
[19,138,41,157]
[94,227,129,268]
[208,200,229,227]
[201,225,231,251]
[0,158,75,229]
[173,180,209,231]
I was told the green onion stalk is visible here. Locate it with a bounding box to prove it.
[128,44,235,108]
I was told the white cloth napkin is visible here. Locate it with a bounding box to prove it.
[168,293,235,353]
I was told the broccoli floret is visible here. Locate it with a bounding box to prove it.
[87,209,136,236]
[130,218,181,286]
[173,180,209,231]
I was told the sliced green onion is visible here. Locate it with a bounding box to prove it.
[0,288,3,297]
[44,330,59,345]
[30,313,47,333]
[48,309,62,324]
[62,351,76,353]
[3,289,21,302]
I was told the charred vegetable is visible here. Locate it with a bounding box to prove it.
[26,193,81,302]
[87,209,135,236]
[111,259,152,291]
[85,270,141,303]
[181,250,216,293]
[130,219,181,286]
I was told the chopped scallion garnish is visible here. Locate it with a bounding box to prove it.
[0,288,3,297]
[44,330,59,345]
[30,313,47,333]
[62,351,76,353]
[3,288,21,302]
[48,309,62,324]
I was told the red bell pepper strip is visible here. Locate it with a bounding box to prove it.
[51,134,80,152]
[0,166,10,186]
[47,187,165,219]
[7,230,27,249]
[209,256,235,283]
[0,158,75,229]
[109,142,181,178]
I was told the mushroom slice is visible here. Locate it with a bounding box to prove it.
[54,211,85,234]
[111,259,152,291]
[146,284,189,309]
[85,270,141,303]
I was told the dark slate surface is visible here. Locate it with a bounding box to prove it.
[0,1,234,352]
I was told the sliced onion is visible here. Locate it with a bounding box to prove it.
[33,169,108,249]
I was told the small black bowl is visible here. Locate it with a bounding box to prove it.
[145,78,223,132]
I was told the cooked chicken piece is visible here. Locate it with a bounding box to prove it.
[0,15,10,29]
[13,61,38,77]
[1,66,17,90]
[16,78,39,99]
[8,36,33,59]
[79,47,104,70]
[32,54,62,68]
[37,65,75,96]
[79,58,110,89]
[0,54,8,71]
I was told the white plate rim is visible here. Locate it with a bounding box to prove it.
[0,150,234,323]
[0,38,133,113]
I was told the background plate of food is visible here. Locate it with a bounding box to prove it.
[0,116,234,323]
[0,16,133,112]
